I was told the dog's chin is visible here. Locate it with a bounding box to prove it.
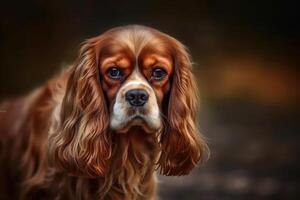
[113,115,161,134]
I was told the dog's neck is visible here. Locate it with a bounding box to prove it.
[99,129,160,199]
[43,129,160,199]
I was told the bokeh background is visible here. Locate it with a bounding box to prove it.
[1,0,299,199]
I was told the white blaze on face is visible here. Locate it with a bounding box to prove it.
[110,70,161,133]
[114,26,155,55]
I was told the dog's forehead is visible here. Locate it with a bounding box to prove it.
[113,27,160,56]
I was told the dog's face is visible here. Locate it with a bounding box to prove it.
[49,25,208,178]
[98,28,174,133]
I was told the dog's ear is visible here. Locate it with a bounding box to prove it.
[48,37,112,177]
[158,38,209,176]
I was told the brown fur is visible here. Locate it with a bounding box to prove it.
[0,25,208,199]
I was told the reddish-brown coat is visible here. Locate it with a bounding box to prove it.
[0,25,208,200]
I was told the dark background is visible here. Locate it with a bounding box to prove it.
[0,0,299,199]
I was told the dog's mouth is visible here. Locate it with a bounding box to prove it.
[127,114,148,128]
[116,114,160,134]
[130,114,145,121]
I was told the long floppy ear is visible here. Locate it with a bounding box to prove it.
[159,39,209,176]
[48,37,111,177]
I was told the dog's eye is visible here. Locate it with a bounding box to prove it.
[151,68,166,80]
[107,67,122,80]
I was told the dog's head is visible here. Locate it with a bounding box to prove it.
[48,25,208,177]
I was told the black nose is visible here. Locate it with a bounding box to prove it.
[125,89,149,106]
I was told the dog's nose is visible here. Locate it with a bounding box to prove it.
[125,89,149,106]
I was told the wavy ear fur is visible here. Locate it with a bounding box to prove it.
[48,37,111,177]
[159,39,209,176]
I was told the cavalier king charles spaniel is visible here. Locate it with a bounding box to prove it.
[0,25,208,199]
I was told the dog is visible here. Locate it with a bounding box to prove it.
[0,25,208,199]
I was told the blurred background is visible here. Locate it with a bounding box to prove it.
[0,0,299,199]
